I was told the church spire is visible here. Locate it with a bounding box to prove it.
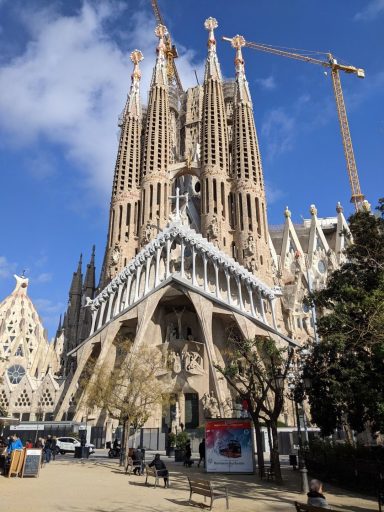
[140,25,171,242]
[203,17,222,82]
[83,245,96,297]
[69,254,83,296]
[200,17,232,253]
[230,35,270,280]
[232,35,252,104]
[151,24,168,87]
[101,51,144,287]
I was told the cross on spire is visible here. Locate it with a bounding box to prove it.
[169,187,189,220]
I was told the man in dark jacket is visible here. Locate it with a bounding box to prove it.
[183,440,193,467]
[149,454,169,487]
[307,479,330,509]
[198,438,205,468]
[44,436,53,463]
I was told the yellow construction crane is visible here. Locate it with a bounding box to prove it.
[151,0,183,95]
[223,35,365,211]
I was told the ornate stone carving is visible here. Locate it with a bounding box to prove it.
[244,234,256,258]
[111,245,120,265]
[142,222,152,245]
[202,391,220,418]
[247,258,258,273]
[208,214,219,240]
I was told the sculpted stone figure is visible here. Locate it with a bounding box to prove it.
[245,234,256,258]
[142,222,152,244]
[168,350,181,374]
[182,348,204,375]
[111,245,120,265]
[166,322,178,342]
[208,215,219,241]
[202,391,220,418]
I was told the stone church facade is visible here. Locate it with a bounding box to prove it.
[0,18,353,431]
[52,19,352,435]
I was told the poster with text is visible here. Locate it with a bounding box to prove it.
[205,419,254,473]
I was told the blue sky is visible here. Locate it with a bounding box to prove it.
[0,0,383,337]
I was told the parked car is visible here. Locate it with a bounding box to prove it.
[56,436,95,455]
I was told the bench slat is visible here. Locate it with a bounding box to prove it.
[190,482,211,490]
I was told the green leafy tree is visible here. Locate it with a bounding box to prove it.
[216,333,293,483]
[304,199,384,438]
[84,341,172,467]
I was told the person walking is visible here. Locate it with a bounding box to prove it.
[44,435,53,463]
[149,454,169,488]
[307,479,330,509]
[198,438,205,468]
[35,437,44,449]
[51,436,57,460]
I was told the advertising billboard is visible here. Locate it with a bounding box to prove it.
[205,418,254,473]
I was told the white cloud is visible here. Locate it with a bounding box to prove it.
[261,108,296,160]
[265,182,283,204]
[255,75,276,91]
[34,298,64,315]
[34,272,53,284]
[0,2,204,203]
[0,256,17,279]
[354,0,384,20]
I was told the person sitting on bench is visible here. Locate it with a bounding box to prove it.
[132,448,144,475]
[307,479,330,509]
[149,453,169,488]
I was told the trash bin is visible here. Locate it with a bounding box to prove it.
[74,446,90,459]
[289,454,298,468]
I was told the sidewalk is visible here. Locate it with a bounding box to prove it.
[0,452,378,512]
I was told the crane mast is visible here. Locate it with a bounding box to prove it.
[151,0,183,95]
[223,36,365,211]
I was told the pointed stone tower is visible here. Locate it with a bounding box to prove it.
[64,254,83,359]
[140,25,171,244]
[230,35,271,281]
[102,50,144,286]
[200,18,232,253]
[77,245,96,344]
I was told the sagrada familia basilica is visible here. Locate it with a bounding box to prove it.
[0,18,354,433]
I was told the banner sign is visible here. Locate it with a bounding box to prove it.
[205,419,254,473]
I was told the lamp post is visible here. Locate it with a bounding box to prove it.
[287,350,311,494]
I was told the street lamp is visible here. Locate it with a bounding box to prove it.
[287,350,312,495]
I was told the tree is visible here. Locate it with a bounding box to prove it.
[216,332,293,483]
[84,340,172,467]
[304,199,384,437]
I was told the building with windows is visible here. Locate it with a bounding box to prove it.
[0,275,64,421]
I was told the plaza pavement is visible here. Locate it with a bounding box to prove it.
[0,450,378,512]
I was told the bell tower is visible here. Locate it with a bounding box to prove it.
[230,35,271,280]
[200,18,233,254]
[102,50,144,286]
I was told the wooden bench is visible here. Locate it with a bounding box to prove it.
[188,477,229,510]
[145,464,169,488]
[294,501,334,512]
